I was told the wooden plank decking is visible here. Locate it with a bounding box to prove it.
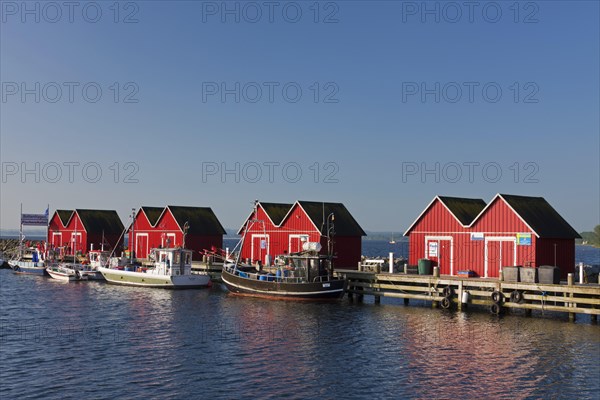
[337,269,600,322]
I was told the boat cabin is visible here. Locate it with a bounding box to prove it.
[149,248,193,277]
[88,250,110,269]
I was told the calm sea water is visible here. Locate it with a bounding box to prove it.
[1,243,599,399]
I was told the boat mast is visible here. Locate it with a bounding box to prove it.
[234,200,258,267]
[45,204,49,257]
[74,211,77,257]
[326,212,335,276]
[130,208,136,263]
[19,203,23,259]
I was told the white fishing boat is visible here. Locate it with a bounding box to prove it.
[99,248,211,289]
[83,249,111,280]
[9,247,47,276]
[46,263,88,282]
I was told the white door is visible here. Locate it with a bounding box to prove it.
[251,234,269,264]
[424,236,453,275]
[485,237,516,278]
[136,233,149,258]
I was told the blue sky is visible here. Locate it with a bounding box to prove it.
[1,0,599,232]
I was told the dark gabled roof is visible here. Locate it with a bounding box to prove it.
[438,196,487,225]
[498,194,581,239]
[404,196,486,235]
[297,201,366,236]
[261,202,294,225]
[141,206,163,226]
[167,206,226,235]
[76,209,124,235]
[56,210,74,226]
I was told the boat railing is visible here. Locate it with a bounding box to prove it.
[312,275,335,283]
[225,263,326,284]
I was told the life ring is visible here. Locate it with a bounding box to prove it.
[510,290,524,303]
[443,286,455,298]
[440,297,451,309]
[491,291,504,304]
[490,303,502,315]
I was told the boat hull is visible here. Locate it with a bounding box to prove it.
[9,261,48,276]
[98,267,211,289]
[221,269,346,300]
[46,268,87,282]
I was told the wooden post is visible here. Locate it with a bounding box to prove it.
[403,298,409,306]
[433,266,440,278]
[375,295,381,304]
[357,261,362,272]
[568,273,575,322]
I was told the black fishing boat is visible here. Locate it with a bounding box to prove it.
[222,251,345,300]
[220,202,346,300]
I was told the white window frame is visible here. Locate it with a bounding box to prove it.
[166,233,177,248]
[52,232,62,247]
[71,232,82,253]
[288,234,310,253]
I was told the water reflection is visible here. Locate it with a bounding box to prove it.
[1,271,599,399]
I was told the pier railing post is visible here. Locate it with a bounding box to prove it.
[568,273,575,322]
[389,252,394,274]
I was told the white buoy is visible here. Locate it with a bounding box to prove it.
[579,262,584,284]
[389,252,394,273]
[462,291,470,304]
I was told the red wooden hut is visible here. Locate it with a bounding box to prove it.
[48,209,124,255]
[238,200,366,269]
[404,194,580,278]
[128,205,226,260]
[403,196,486,276]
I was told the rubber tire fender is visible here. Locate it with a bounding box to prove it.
[490,303,502,315]
[491,290,504,304]
[510,290,524,303]
[440,297,452,309]
[443,285,455,298]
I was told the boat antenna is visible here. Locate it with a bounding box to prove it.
[183,221,190,249]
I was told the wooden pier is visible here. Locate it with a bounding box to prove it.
[192,260,223,282]
[337,268,600,322]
